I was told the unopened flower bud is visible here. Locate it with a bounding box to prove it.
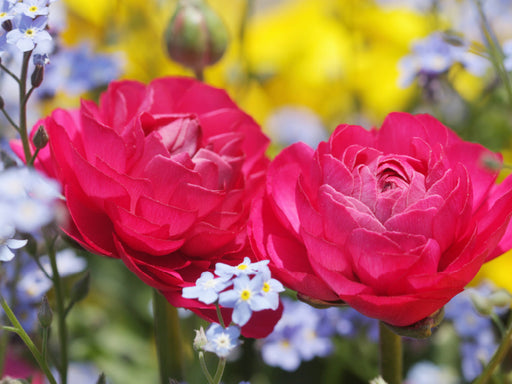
[70,271,90,304]
[470,291,493,316]
[31,54,49,88]
[164,0,229,73]
[38,296,53,328]
[193,326,208,351]
[32,125,49,149]
[488,288,512,308]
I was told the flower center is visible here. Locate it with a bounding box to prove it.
[25,29,35,37]
[240,289,251,301]
[237,264,247,271]
[29,6,38,12]
[214,334,231,348]
[376,158,412,193]
[262,282,270,293]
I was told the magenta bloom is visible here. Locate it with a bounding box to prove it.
[249,112,512,327]
[13,77,281,338]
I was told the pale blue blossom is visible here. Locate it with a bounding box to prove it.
[0,223,27,262]
[204,323,241,358]
[215,257,269,280]
[6,15,51,52]
[266,106,328,148]
[399,32,489,87]
[405,361,459,384]
[0,166,61,234]
[3,249,87,331]
[218,274,272,326]
[259,298,333,371]
[259,269,284,310]
[14,0,49,18]
[182,271,231,305]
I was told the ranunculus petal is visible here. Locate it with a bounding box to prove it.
[267,142,315,234]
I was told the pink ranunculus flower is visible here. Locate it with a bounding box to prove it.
[13,77,282,337]
[248,112,512,327]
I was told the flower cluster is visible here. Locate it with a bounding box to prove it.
[0,0,54,53]
[183,257,284,327]
[399,32,488,87]
[444,282,510,381]
[0,165,60,261]
[1,249,86,331]
[259,298,379,371]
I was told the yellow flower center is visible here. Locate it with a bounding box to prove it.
[29,6,38,12]
[0,12,6,17]
[237,264,247,271]
[240,289,251,301]
[25,29,34,37]
[262,282,270,293]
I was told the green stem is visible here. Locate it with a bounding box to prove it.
[0,323,8,376]
[41,327,49,366]
[212,357,226,384]
[0,61,20,84]
[193,68,204,82]
[0,297,58,384]
[472,315,512,384]
[198,351,215,384]
[215,303,226,329]
[47,236,68,384]
[152,289,185,384]
[1,107,20,132]
[18,51,32,164]
[379,322,403,384]
[475,0,512,111]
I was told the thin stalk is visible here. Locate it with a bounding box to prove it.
[379,322,403,384]
[47,236,68,384]
[472,314,512,384]
[475,0,512,111]
[0,324,8,376]
[0,297,58,384]
[215,303,226,328]
[212,357,226,384]
[28,147,41,166]
[198,351,215,384]
[193,68,204,82]
[18,51,32,163]
[41,327,49,366]
[0,62,20,84]
[1,107,20,132]
[152,289,185,384]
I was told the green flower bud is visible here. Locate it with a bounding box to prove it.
[384,308,444,339]
[38,296,53,328]
[488,288,512,308]
[164,0,229,74]
[70,271,90,304]
[470,291,494,316]
[32,125,49,149]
